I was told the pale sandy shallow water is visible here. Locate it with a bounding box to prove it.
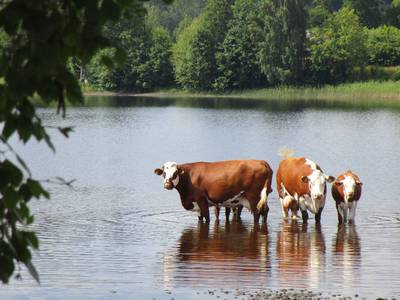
[1,97,400,299]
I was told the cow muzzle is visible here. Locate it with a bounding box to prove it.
[164,181,174,190]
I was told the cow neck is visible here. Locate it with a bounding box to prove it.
[174,170,188,196]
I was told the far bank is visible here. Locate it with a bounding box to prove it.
[83,81,400,102]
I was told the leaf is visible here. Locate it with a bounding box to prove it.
[58,126,74,138]
[27,179,49,199]
[0,160,23,186]
[25,260,40,284]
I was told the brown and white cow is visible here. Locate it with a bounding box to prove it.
[331,171,362,224]
[154,160,273,223]
[276,157,335,223]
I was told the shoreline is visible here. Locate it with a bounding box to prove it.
[83,81,400,102]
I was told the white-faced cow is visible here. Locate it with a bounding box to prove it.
[276,157,335,223]
[331,171,362,224]
[154,160,273,223]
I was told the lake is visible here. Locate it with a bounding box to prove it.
[2,96,400,299]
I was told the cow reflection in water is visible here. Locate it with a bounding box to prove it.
[332,225,361,289]
[164,220,270,288]
[276,222,326,289]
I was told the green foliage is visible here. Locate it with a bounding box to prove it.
[258,0,307,85]
[351,65,400,81]
[84,8,173,92]
[0,0,171,284]
[344,0,385,28]
[149,0,207,35]
[308,6,367,83]
[367,25,400,66]
[308,4,332,27]
[172,0,232,90]
[214,0,265,91]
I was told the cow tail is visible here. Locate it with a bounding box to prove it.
[257,187,268,213]
[257,163,273,213]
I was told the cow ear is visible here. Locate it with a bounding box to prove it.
[356,180,363,186]
[179,168,184,175]
[301,176,309,183]
[326,176,335,183]
[154,168,163,176]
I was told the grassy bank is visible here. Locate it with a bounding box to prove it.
[116,81,399,102]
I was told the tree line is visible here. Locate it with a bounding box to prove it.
[73,0,400,92]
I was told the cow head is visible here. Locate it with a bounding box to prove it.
[302,170,335,203]
[335,175,362,202]
[154,161,184,190]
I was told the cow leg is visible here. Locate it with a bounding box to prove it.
[253,212,260,224]
[225,207,231,222]
[290,201,299,221]
[198,200,210,223]
[280,197,289,219]
[214,206,220,223]
[261,205,269,223]
[234,205,243,220]
[336,203,344,225]
[301,209,309,223]
[348,201,357,224]
[315,207,323,223]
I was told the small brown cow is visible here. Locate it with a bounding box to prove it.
[276,157,335,223]
[331,171,362,224]
[154,160,273,223]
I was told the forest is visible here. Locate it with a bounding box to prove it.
[69,0,400,92]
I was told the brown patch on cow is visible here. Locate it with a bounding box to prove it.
[154,168,163,176]
[276,157,313,200]
[331,171,362,204]
[171,160,273,223]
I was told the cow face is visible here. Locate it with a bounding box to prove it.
[335,176,362,202]
[302,171,335,202]
[154,161,184,190]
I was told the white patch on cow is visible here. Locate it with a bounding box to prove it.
[304,158,328,213]
[221,191,251,210]
[348,201,358,223]
[163,161,180,187]
[279,197,289,218]
[338,202,347,222]
[341,175,357,204]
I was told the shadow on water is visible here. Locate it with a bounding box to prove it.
[83,95,400,111]
[163,220,270,288]
[276,221,326,288]
[331,225,361,286]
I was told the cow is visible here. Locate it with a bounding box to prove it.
[276,157,335,223]
[331,171,362,224]
[154,160,273,223]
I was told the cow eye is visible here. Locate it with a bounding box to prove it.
[172,170,178,179]
[162,171,166,177]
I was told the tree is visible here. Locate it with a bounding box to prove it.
[172,0,232,90]
[0,0,171,284]
[258,0,307,85]
[367,25,400,66]
[344,0,385,28]
[308,6,367,83]
[84,8,173,92]
[148,0,207,36]
[308,3,332,27]
[214,0,265,91]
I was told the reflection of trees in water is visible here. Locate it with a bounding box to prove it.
[163,220,270,288]
[332,225,361,289]
[276,221,326,289]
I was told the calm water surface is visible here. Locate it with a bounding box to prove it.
[2,96,400,299]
